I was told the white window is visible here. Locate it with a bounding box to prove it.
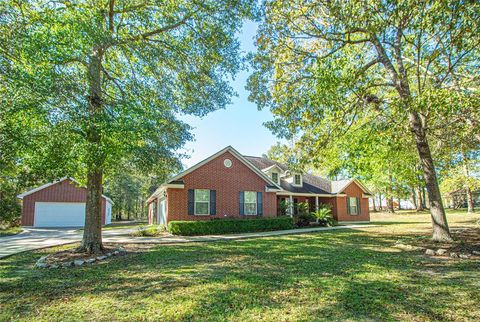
[294,174,301,185]
[194,189,210,215]
[272,172,279,184]
[244,191,257,215]
[349,197,358,215]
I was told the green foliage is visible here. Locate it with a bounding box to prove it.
[294,202,314,227]
[312,206,334,227]
[248,1,479,237]
[0,197,21,227]
[130,225,166,237]
[168,217,294,236]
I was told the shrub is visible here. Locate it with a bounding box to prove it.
[294,202,315,227]
[311,206,334,227]
[168,217,295,236]
[130,224,166,237]
[0,197,21,228]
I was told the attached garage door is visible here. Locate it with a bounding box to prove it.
[34,202,86,227]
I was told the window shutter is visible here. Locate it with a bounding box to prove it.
[188,189,194,215]
[357,197,361,215]
[210,190,216,215]
[257,192,263,216]
[346,197,350,215]
[239,191,245,215]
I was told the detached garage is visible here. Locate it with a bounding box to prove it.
[17,177,113,228]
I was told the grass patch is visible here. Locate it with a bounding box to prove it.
[0,210,479,321]
[130,225,167,237]
[76,221,147,232]
[0,227,22,237]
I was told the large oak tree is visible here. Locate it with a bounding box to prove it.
[1,0,256,252]
[248,0,479,241]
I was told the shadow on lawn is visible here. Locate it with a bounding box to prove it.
[1,230,479,320]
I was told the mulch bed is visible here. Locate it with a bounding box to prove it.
[419,227,480,252]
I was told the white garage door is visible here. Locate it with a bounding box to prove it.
[34,202,86,227]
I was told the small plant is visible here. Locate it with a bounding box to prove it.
[294,202,315,227]
[311,206,334,227]
[130,225,166,237]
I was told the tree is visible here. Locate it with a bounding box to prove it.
[248,0,479,241]
[1,0,256,252]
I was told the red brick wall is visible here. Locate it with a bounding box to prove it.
[21,179,106,226]
[166,151,276,223]
[333,182,370,222]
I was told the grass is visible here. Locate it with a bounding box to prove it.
[1,209,479,321]
[76,221,147,232]
[130,225,168,237]
[0,227,22,237]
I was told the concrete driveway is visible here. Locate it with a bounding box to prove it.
[0,227,135,259]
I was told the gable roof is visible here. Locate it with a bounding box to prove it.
[17,177,114,204]
[147,146,283,202]
[331,179,373,195]
[244,156,372,196]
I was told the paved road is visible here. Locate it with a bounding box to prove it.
[0,228,136,259]
[0,224,375,259]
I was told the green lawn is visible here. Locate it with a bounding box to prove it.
[1,210,479,321]
[76,221,147,232]
[0,227,22,237]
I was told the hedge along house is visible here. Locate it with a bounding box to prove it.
[147,146,372,225]
[17,177,113,228]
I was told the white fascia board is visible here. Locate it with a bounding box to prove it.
[276,191,334,197]
[150,146,282,194]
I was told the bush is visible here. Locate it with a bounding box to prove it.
[168,217,295,236]
[294,202,315,227]
[311,206,334,227]
[130,224,166,237]
[0,197,21,228]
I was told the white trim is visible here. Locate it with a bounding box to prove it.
[17,177,114,204]
[243,191,257,216]
[276,192,334,197]
[292,174,303,187]
[165,183,185,189]
[261,164,285,174]
[147,146,282,203]
[334,179,373,195]
[194,189,210,216]
[265,186,282,192]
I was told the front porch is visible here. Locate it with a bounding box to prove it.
[276,193,335,216]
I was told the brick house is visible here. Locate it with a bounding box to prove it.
[17,177,113,227]
[147,146,372,225]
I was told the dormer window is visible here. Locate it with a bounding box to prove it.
[272,172,279,184]
[294,174,301,186]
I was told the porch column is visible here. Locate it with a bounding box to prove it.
[315,196,319,211]
[289,195,294,217]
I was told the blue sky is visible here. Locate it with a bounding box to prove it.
[180,21,278,168]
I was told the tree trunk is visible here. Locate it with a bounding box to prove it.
[397,197,402,210]
[410,188,417,209]
[387,175,394,213]
[78,47,105,253]
[409,111,452,242]
[79,170,103,253]
[416,186,424,211]
[462,152,475,213]
[372,196,377,212]
[378,193,383,211]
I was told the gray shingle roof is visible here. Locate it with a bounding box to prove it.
[244,156,334,195]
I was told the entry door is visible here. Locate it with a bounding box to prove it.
[158,198,166,225]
